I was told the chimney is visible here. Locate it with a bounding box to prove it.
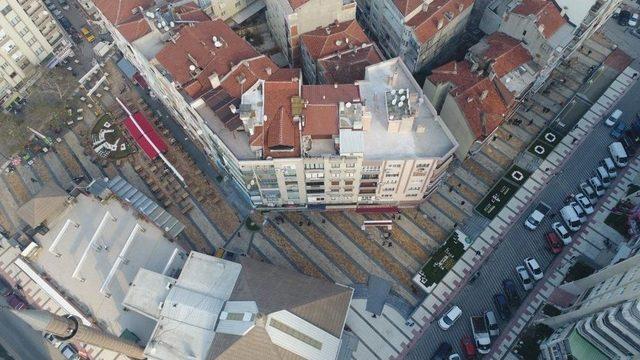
[265,67,272,76]
[560,6,567,17]
[538,24,545,34]
[480,90,488,100]
[437,18,444,30]
[388,71,399,86]
[209,72,220,89]
[458,3,464,12]
[334,83,338,88]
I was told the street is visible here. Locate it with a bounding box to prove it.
[406,69,640,358]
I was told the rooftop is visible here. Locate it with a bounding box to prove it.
[511,0,570,39]
[406,0,475,44]
[356,58,457,160]
[317,43,384,85]
[123,252,353,360]
[31,192,187,344]
[300,20,370,60]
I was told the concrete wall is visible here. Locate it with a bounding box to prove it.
[209,0,256,20]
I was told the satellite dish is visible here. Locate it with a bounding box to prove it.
[212,36,218,42]
[189,65,196,71]
[391,98,397,105]
[169,21,175,27]
[398,101,404,108]
[400,95,406,101]
[398,89,404,94]
[346,102,352,108]
[391,89,396,95]
[214,41,223,48]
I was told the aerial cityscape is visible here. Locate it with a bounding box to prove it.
[0,0,638,359]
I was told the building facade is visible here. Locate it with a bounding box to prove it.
[357,0,475,73]
[264,0,356,65]
[0,0,71,108]
[539,252,640,359]
[93,1,458,211]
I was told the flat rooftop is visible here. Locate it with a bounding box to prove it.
[356,58,457,160]
[32,193,187,343]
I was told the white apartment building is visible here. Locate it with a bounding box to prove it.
[0,0,71,108]
[357,0,475,73]
[539,252,640,359]
[93,1,458,210]
[264,0,356,65]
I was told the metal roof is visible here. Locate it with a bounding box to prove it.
[107,176,185,238]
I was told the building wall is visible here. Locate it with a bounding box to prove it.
[208,0,256,21]
[0,0,69,104]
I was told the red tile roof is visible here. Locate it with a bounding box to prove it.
[155,20,259,99]
[317,44,383,85]
[475,32,533,77]
[115,15,152,42]
[603,48,632,72]
[219,55,277,98]
[300,84,361,138]
[300,21,370,60]
[288,0,311,9]
[93,0,153,26]
[263,79,301,158]
[512,0,566,39]
[429,60,511,139]
[302,84,360,104]
[406,0,475,44]
[394,0,423,16]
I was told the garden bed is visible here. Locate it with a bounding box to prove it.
[563,260,595,283]
[91,114,133,159]
[475,179,519,219]
[414,231,466,291]
[527,129,562,160]
[512,324,554,360]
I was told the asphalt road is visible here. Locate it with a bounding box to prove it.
[406,68,640,358]
[0,299,64,360]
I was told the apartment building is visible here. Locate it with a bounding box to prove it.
[357,0,475,73]
[539,252,640,359]
[93,1,457,210]
[423,32,536,158]
[206,0,265,24]
[264,0,356,65]
[299,19,383,84]
[0,0,71,108]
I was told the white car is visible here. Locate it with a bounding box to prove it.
[574,193,594,215]
[579,182,597,205]
[589,177,605,197]
[603,158,617,178]
[516,265,533,291]
[570,202,587,223]
[629,13,639,27]
[438,305,462,330]
[552,222,572,245]
[525,257,544,281]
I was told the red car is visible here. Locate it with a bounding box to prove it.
[460,335,477,359]
[6,293,27,310]
[545,232,563,254]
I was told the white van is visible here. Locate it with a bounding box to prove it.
[596,166,611,187]
[560,205,581,232]
[609,142,628,168]
[605,109,623,126]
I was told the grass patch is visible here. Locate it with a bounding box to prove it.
[91,114,134,159]
[506,165,531,187]
[528,139,554,160]
[512,324,554,359]
[475,179,519,219]
[417,232,465,288]
[563,260,595,283]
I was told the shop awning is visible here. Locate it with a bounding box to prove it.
[123,112,167,160]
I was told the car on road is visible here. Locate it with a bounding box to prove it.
[579,182,597,205]
[611,121,627,139]
[605,109,623,126]
[516,265,533,291]
[525,257,544,281]
[53,9,63,19]
[484,311,499,337]
[431,342,453,360]
[0,277,12,296]
[80,27,95,43]
[493,293,511,320]
[574,193,594,215]
[619,10,631,25]
[589,176,605,196]
[524,202,551,230]
[629,12,639,26]
[572,202,588,223]
[6,293,27,310]
[552,222,572,245]
[613,6,621,18]
[502,279,521,306]
[438,305,462,330]
[460,335,477,359]
[545,231,563,254]
[603,158,618,178]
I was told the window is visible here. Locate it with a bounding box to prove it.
[34,47,43,56]
[331,163,340,168]
[345,180,353,186]
[346,163,356,168]
[235,1,241,7]
[18,27,27,36]
[522,30,527,36]
[1,5,11,16]
[9,16,19,26]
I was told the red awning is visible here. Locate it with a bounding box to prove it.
[356,206,400,214]
[133,72,148,89]
[123,112,167,160]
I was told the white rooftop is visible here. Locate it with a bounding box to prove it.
[554,0,597,26]
[355,58,458,160]
[32,193,187,343]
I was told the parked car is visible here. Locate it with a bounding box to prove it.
[613,6,621,18]
[460,335,477,359]
[545,231,563,254]
[552,222,572,245]
[570,202,586,224]
[502,279,521,306]
[560,205,581,232]
[574,193,594,215]
[484,311,499,337]
[431,342,453,360]
[6,293,27,310]
[579,182,597,205]
[525,257,544,281]
[80,27,95,43]
[60,343,80,360]
[516,265,533,291]
[524,202,551,230]
[589,176,605,196]
[493,293,511,320]
[629,12,639,26]
[619,10,631,25]
[596,166,611,188]
[609,141,629,167]
[611,121,627,139]
[449,354,461,360]
[603,157,618,178]
[438,305,462,330]
[605,109,623,126]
